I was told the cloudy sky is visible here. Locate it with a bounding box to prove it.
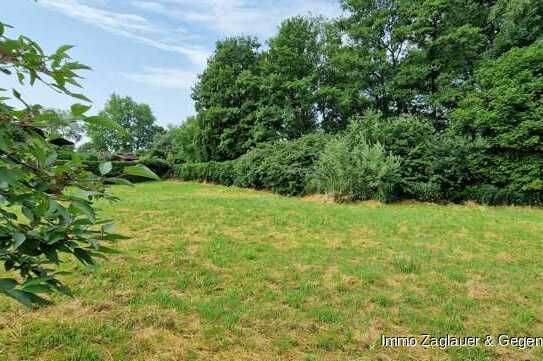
[3,0,342,127]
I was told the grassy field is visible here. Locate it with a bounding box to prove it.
[1,181,543,360]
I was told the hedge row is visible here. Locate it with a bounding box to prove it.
[172,117,543,205]
[174,134,329,196]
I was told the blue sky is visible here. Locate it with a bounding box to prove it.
[3,0,342,127]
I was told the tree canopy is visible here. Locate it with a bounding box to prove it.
[86,94,164,154]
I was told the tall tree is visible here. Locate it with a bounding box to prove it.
[490,0,543,56]
[192,36,262,161]
[316,22,371,133]
[86,94,164,154]
[450,41,543,198]
[260,16,323,139]
[338,0,495,127]
[399,0,492,126]
[338,0,412,117]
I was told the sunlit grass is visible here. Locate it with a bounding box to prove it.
[1,181,543,360]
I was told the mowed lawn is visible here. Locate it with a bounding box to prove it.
[1,181,543,361]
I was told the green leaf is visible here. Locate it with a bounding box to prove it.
[70,200,95,221]
[98,246,121,254]
[73,248,95,266]
[65,62,92,71]
[12,89,22,102]
[123,165,160,180]
[0,278,18,291]
[99,161,113,176]
[71,103,91,116]
[67,92,91,102]
[13,232,25,248]
[85,115,118,129]
[55,44,74,56]
[21,278,55,294]
[101,233,130,241]
[105,177,133,186]
[22,206,34,222]
[3,289,51,308]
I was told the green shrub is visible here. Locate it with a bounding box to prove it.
[140,157,171,178]
[235,134,329,195]
[174,134,329,195]
[311,137,401,202]
[231,147,268,190]
[175,161,237,186]
[348,112,446,201]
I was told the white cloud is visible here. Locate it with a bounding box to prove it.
[39,0,342,67]
[131,1,166,12]
[122,66,198,90]
[39,0,209,66]
[41,0,156,34]
[149,0,343,38]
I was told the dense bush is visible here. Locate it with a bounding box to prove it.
[170,42,543,206]
[162,2,543,206]
[175,161,237,186]
[311,134,401,202]
[174,134,329,195]
[235,134,329,195]
[346,113,440,200]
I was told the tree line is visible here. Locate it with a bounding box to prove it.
[167,0,542,205]
[81,0,542,205]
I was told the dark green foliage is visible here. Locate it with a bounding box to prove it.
[175,134,329,196]
[259,16,323,139]
[148,116,202,165]
[175,161,237,186]
[192,37,263,161]
[178,0,543,206]
[344,113,463,202]
[450,41,543,204]
[0,26,118,307]
[490,0,543,56]
[235,134,330,195]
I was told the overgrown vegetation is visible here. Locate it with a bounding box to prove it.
[311,133,401,202]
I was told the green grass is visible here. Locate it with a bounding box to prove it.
[1,181,543,360]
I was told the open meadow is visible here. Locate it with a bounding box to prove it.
[1,181,543,360]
